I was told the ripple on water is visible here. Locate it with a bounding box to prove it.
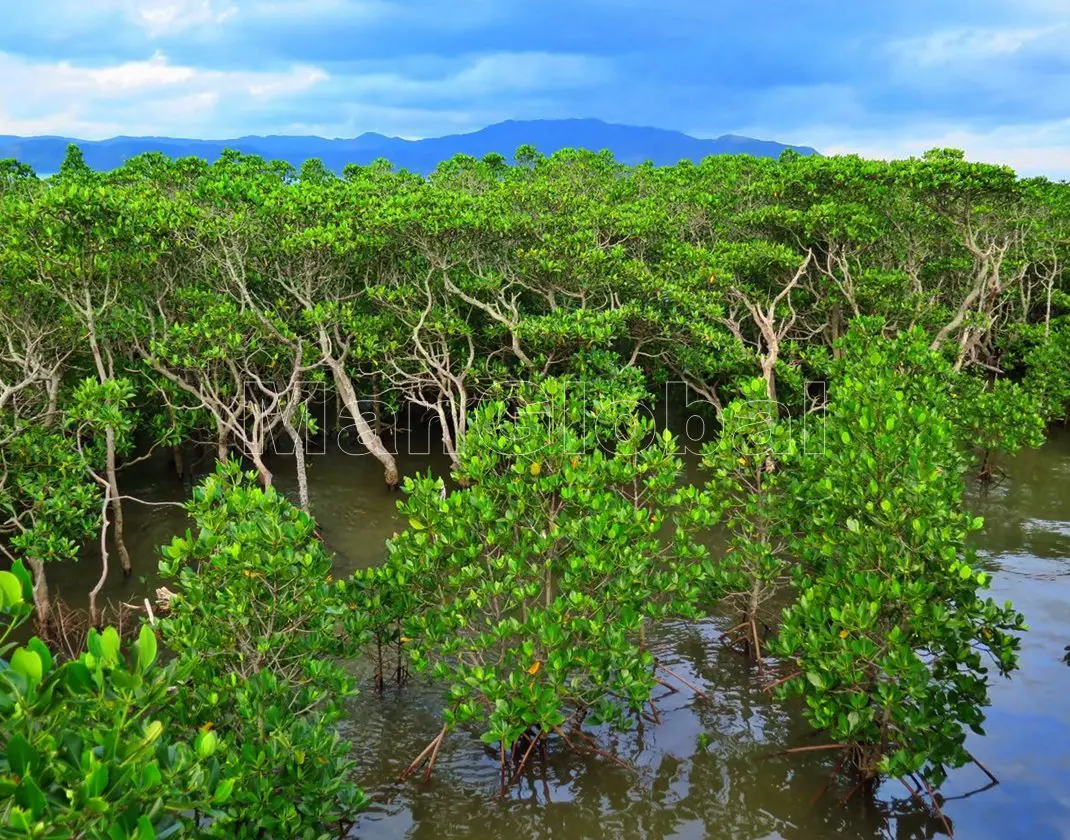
[35,429,1070,839]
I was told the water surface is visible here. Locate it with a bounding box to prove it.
[45,428,1070,840]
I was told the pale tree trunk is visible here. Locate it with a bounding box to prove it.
[43,372,61,429]
[725,251,813,411]
[89,492,110,628]
[1044,269,1056,337]
[282,412,310,514]
[324,353,399,489]
[217,422,229,463]
[250,446,273,489]
[86,299,131,576]
[372,379,382,436]
[931,285,982,353]
[27,557,51,640]
[105,427,131,577]
[761,353,778,405]
[830,302,843,359]
[747,579,763,665]
[434,399,461,474]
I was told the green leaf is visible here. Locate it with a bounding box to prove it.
[7,734,35,776]
[11,648,43,684]
[15,778,46,818]
[212,777,235,804]
[195,730,218,759]
[65,662,93,693]
[0,570,22,606]
[141,762,162,789]
[143,721,164,745]
[26,638,53,676]
[9,561,33,601]
[99,626,121,663]
[137,816,156,840]
[136,624,158,672]
[86,763,109,797]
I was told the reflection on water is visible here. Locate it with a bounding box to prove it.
[954,431,1070,840]
[345,620,952,840]
[39,427,1070,839]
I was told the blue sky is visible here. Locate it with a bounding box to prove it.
[1,0,1069,176]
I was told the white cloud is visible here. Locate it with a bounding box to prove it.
[135,0,238,36]
[81,52,198,92]
[64,0,239,37]
[249,0,388,21]
[808,120,1070,179]
[0,50,329,137]
[0,47,611,140]
[248,66,329,98]
[889,26,1054,65]
[0,107,126,139]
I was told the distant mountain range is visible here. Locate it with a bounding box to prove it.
[0,119,819,175]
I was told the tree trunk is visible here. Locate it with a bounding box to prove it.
[43,372,61,429]
[830,302,843,358]
[105,427,132,577]
[27,557,51,640]
[334,394,345,439]
[217,423,229,463]
[931,283,984,352]
[251,448,273,489]
[372,381,382,437]
[434,400,462,476]
[282,413,310,514]
[172,444,185,480]
[83,306,130,576]
[89,492,111,629]
[1045,275,1055,337]
[761,356,778,406]
[324,355,399,489]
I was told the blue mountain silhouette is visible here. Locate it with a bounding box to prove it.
[0,118,818,174]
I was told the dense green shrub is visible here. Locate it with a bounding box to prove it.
[772,329,1026,785]
[158,461,367,838]
[383,375,714,772]
[0,561,231,838]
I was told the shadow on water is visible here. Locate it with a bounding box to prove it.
[30,425,1070,840]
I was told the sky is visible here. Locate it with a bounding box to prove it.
[1,0,1069,177]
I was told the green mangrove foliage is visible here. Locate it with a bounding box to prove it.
[0,562,232,839]
[697,376,802,664]
[381,375,714,776]
[0,141,1067,833]
[158,461,367,837]
[773,328,1026,789]
[1,463,372,839]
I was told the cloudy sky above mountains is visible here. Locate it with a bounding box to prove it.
[2,0,1069,176]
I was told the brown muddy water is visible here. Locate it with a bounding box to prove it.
[41,428,1070,840]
